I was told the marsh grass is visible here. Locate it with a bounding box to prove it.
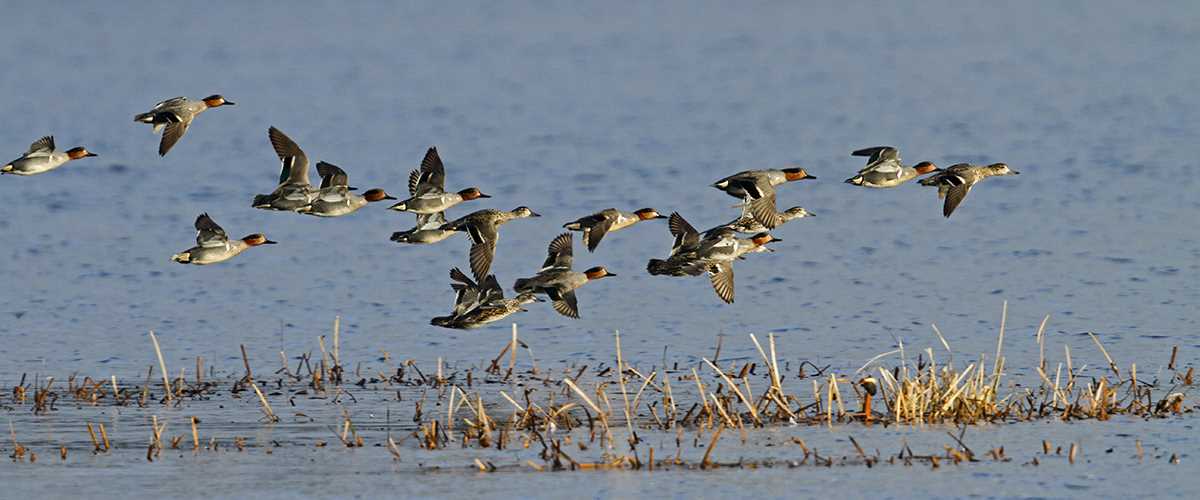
[2,305,1194,470]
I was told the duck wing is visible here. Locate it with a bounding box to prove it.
[25,136,55,157]
[316,161,350,189]
[194,213,228,247]
[151,97,188,111]
[746,192,780,229]
[550,289,580,319]
[851,146,899,166]
[268,127,310,186]
[159,120,191,156]
[726,176,769,199]
[542,232,574,270]
[582,216,616,253]
[479,274,506,303]
[943,184,973,218]
[412,147,447,195]
[449,267,482,316]
[708,262,735,304]
[469,240,498,284]
[416,211,447,230]
[668,212,700,252]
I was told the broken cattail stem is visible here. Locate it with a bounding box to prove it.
[99,423,111,451]
[191,416,200,450]
[251,382,279,422]
[615,330,635,439]
[702,357,760,425]
[149,331,171,401]
[1088,332,1119,378]
[241,344,253,382]
[509,324,518,375]
[700,424,724,469]
[332,316,341,369]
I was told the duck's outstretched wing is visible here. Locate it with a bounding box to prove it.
[316,161,350,188]
[268,127,310,185]
[413,147,446,195]
[194,213,228,247]
[668,212,700,252]
[541,233,573,270]
[851,146,898,167]
[708,262,735,304]
[159,120,190,156]
[943,184,973,218]
[582,216,616,253]
[549,289,580,319]
[746,192,779,229]
[26,136,55,156]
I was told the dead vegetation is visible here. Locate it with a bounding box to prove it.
[1,308,1194,470]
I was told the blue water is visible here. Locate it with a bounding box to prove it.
[1,1,1197,496]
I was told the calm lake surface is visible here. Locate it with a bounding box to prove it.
[1,1,1197,497]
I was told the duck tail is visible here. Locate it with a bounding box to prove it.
[1,164,12,174]
[390,230,414,243]
[134,111,155,123]
[171,252,191,264]
[251,194,272,208]
[844,175,864,186]
[513,278,533,292]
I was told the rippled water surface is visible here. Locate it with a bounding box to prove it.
[1,1,1198,497]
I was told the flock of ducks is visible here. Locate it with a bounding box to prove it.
[3,94,1020,328]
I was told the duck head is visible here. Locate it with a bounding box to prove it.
[913,161,939,174]
[987,163,1019,176]
[203,94,235,107]
[364,188,398,202]
[457,187,491,200]
[750,232,781,247]
[511,206,541,218]
[584,266,616,280]
[783,167,816,181]
[66,147,98,160]
[781,207,813,220]
[241,234,277,246]
[634,208,668,220]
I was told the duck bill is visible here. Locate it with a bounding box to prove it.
[605,272,617,277]
[529,211,542,217]
[223,101,236,106]
[478,193,493,198]
[770,237,783,243]
[86,152,99,157]
[803,174,816,180]
[384,194,398,200]
[263,240,278,245]
[654,215,668,219]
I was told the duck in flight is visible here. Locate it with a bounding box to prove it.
[171,213,275,265]
[298,162,395,217]
[844,146,938,188]
[2,136,97,176]
[513,233,616,318]
[918,162,1019,217]
[711,167,815,229]
[134,94,234,156]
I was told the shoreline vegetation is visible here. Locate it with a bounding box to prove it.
[4,304,1193,469]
